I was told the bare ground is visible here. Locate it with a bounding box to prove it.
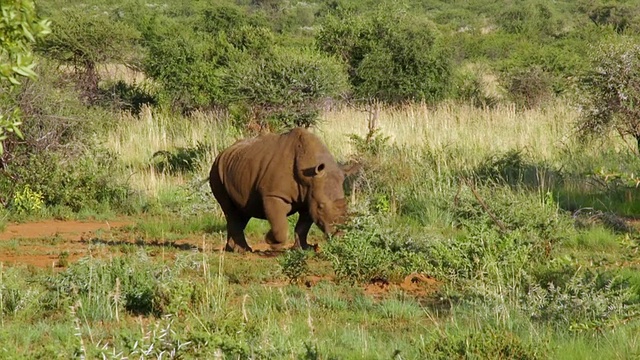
[0,219,441,297]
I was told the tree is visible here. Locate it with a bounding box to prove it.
[141,5,274,112]
[0,0,50,156]
[222,46,348,132]
[577,38,640,153]
[39,10,140,103]
[316,6,452,105]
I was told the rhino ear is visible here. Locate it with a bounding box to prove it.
[340,161,361,176]
[313,163,326,177]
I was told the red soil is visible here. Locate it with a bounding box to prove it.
[0,219,441,298]
[0,220,131,268]
[363,273,441,297]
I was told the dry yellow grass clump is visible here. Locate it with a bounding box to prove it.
[318,101,578,160]
[105,101,582,197]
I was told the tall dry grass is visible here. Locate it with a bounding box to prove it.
[105,107,239,195]
[318,100,579,161]
[105,100,600,197]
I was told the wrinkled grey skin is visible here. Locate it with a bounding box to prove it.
[209,128,359,253]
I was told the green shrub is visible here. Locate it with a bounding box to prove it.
[473,150,561,190]
[151,141,211,175]
[143,30,226,112]
[423,326,545,360]
[100,80,157,114]
[316,5,452,104]
[576,37,640,151]
[501,66,552,109]
[325,215,427,283]
[278,250,309,284]
[452,183,574,248]
[497,3,563,38]
[585,3,637,34]
[140,4,278,113]
[0,61,132,214]
[39,9,141,103]
[11,185,43,215]
[4,150,129,213]
[222,46,348,132]
[44,252,208,318]
[523,269,638,330]
[449,66,498,108]
[0,267,45,319]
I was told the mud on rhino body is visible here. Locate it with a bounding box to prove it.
[209,127,358,253]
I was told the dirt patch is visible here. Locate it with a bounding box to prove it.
[364,273,441,298]
[0,220,441,300]
[0,220,131,241]
[400,273,440,296]
[304,275,334,287]
[364,278,392,296]
[0,219,131,268]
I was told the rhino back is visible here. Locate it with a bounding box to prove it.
[213,133,301,215]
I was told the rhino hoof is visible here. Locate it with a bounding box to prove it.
[225,243,252,253]
[269,242,286,251]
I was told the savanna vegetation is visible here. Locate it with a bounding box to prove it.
[2,0,640,358]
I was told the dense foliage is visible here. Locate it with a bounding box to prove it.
[577,37,640,150]
[0,0,50,155]
[316,6,452,103]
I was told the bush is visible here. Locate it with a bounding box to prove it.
[473,150,560,190]
[449,66,499,108]
[150,141,211,175]
[0,60,132,213]
[316,5,452,104]
[452,183,574,248]
[576,37,640,151]
[586,3,637,34]
[143,31,226,112]
[100,80,157,114]
[523,269,637,330]
[44,252,207,318]
[497,3,563,38]
[325,215,427,283]
[4,151,129,213]
[222,46,348,132]
[0,266,46,319]
[423,326,545,360]
[11,185,44,215]
[501,66,552,109]
[140,5,278,113]
[278,250,309,284]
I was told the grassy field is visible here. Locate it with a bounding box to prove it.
[2,100,640,359]
[4,0,640,357]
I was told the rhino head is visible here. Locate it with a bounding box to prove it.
[305,161,360,236]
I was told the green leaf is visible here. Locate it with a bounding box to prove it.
[11,65,36,78]
[8,75,20,85]
[12,125,23,139]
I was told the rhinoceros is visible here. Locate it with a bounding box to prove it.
[209,127,358,253]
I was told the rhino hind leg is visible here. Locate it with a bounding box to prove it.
[294,211,315,250]
[210,179,252,252]
[263,196,292,250]
[225,215,252,253]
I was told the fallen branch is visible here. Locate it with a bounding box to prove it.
[460,177,509,233]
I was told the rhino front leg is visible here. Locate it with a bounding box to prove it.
[263,196,292,250]
[294,211,314,250]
